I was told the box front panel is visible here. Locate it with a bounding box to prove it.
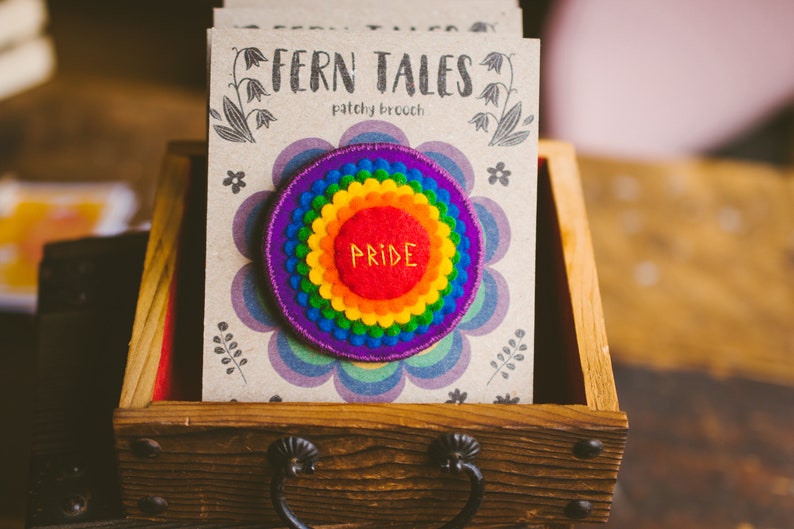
[115,403,626,526]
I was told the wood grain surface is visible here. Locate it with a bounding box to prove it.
[542,143,618,412]
[119,150,192,409]
[115,402,625,526]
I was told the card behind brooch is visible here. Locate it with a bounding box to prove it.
[202,29,539,403]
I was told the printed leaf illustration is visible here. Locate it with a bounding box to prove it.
[212,321,248,384]
[209,108,221,120]
[523,114,535,126]
[491,101,522,145]
[488,328,527,385]
[497,131,531,147]
[213,125,247,143]
[222,96,254,142]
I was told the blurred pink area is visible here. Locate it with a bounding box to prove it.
[542,0,794,158]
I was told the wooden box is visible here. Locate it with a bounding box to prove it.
[113,140,627,528]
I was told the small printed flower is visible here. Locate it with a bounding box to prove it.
[223,170,247,194]
[446,388,468,404]
[256,109,277,129]
[487,162,511,186]
[476,83,500,107]
[468,112,490,133]
[494,393,520,404]
[480,52,504,74]
[243,47,267,69]
[246,79,269,102]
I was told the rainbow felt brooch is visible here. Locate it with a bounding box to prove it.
[263,143,483,362]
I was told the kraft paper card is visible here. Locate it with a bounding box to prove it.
[203,28,539,404]
[224,0,519,11]
[214,7,523,36]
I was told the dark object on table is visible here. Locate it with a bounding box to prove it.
[27,232,148,526]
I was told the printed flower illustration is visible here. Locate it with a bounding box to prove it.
[223,170,247,194]
[255,109,277,129]
[480,51,504,74]
[476,83,500,107]
[243,47,266,69]
[446,388,468,403]
[487,162,511,186]
[230,121,511,402]
[494,393,520,404]
[468,113,490,132]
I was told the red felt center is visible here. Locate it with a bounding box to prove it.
[334,206,431,300]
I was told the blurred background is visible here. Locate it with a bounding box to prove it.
[0,1,792,528]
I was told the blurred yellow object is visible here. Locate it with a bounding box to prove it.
[0,179,135,311]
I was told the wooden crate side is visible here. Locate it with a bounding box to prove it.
[539,142,619,412]
[119,150,193,409]
[114,402,627,526]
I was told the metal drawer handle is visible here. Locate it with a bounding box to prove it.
[268,433,484,529]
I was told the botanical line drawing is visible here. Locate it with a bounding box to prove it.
[213,321,248,383]
[487,328,527,385]
[223,170,247,194]
[469,51,535,147]
[210,47,276,143]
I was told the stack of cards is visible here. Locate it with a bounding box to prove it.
[202,0,539,404]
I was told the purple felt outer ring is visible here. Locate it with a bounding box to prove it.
[262,143,484,362]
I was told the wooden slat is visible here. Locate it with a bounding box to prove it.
[114,402,626,526]
[539,142,619,411]
[119,149,192,409]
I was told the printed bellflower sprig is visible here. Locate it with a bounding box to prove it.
[469,52,534,147]
[210,47,277,143]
